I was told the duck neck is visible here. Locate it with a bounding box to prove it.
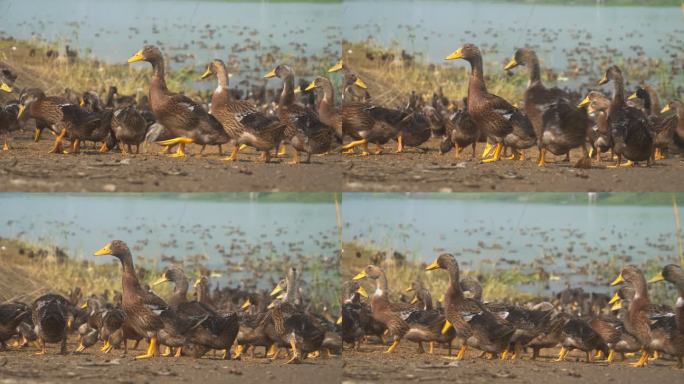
[118,253,142,294]
[173,278,189,302]
[524,57,542,87]
[286,274,297,304]
[317,83,337,126]
[279,74,296,107]
[373,273,389,300]
[610,76,625,108]
[467,56,487,98]
[445,262,464,306]
[105,88,115,108]
[629,275,650,310]
[149,57,168,104]
[645,87,659,115]
[210,70,231,112]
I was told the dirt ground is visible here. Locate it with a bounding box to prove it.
[2,130,684,192]
[342,342,683,384]
[0,338,341,384]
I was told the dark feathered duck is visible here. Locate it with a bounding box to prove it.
[0,302,31,350]
[111,106,147,155]
[438,98,480,159]
[445,44,536,162]
[127,45,228,157]
[597,66,653,167]
[32,293,70,355]
[647,264,684,368]
[627,88,679,161]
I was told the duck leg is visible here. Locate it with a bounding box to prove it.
[374,144,384,155]
[278,144,287,157]
[34,127,43,142]
[2,138,8,151]
[630,349,649,367]
[537,148,547,167]
[157,137,193,158]
[342,139,367,152]
[481,143,503,163]
[604,349,615,363]
[384,339,400,353]
[161,346,173,357]
[395,134,404,153]
[471,142,477,160]
[454,345,467,360]
[98,142,109,153]
[48,129,67,154]
[223,145,240,161]
[174,347,183,358]
[284,334,301,364]
[135,336,158,359]
[428,342,434,354]
[34,338,46,355]
[554,346,568,362]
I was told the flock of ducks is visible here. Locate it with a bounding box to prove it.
[0,43,682,167]
[345,255,684,368]
[0,240,341,362]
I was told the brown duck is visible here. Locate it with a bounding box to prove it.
[128,46,228,157]
[611,265,652,367]
[446,44,536,162]
[201,59,285,162]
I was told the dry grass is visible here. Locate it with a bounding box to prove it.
[342,242,536,305]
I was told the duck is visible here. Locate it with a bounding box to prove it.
[111,106,147,155]
[94,240,167,359]
[555,314,609,363]
[593,286,643,363]
[445,44,536,162]
[628,86,678,161]
[327,60,371,103]
[0,302,31,350]
[405,281,433,310]
[339,281,368,349]
[438,98,480,160]
[105,86,136,109]
[127,46,229,158]
[264,65,335,164]
[200,59,285,162]
[31,293,70,355]
[352,265,418,353]
[397,95,432,153]
[80,91,115,149]
[17,88,66,149]
[610,265,653,367]
[234,298,272,359]
[647,264,684,368]
[578,91,613,162]
[597,66,653,167]
[504,48,590,167]
[0,100,21,151]
[425,253,514,360]
[661,100,684,154]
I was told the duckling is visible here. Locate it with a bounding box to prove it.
[439,98,479,160]
[598,66,653,167]
[445,44,535,162]
[200,59,285,162]
[32,294,70,355]
[425,253,514,360]
[111,106,147,155]
[264,65,335,163]
[128,46,229,157]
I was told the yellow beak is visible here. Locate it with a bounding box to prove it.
[328,60,344,73]
[661,105,671,114]
[200,65,213,80]
[352,270,367,280]
[445,47,464,61]
[627,92,638,101]
[152,276,170,287]
[356,286,368,298]
[610,273,624,286]
[353,77,367,89]
[597,74,609,86]
[267,301,275,309]
[405,286,413,292]
[0,82,12,93]
[264,68,277,79]
[93,244,112,256]
[610,301,622,311]
[127,49,145,63]
[270,284,284,296]
[305,80,317,92]
[577,96,590,108]
[504,57,518,71]
[79,98,85,108]
[425,260,440,271]
[193,278,202,288]
[441,320,452,335]
[648,272,665,284]
[608,292,620,305]
[410,297,418,305]
[17,105,26,120]
[336,315,342,325]
[80,302,88,310]
[241,298,252,310]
